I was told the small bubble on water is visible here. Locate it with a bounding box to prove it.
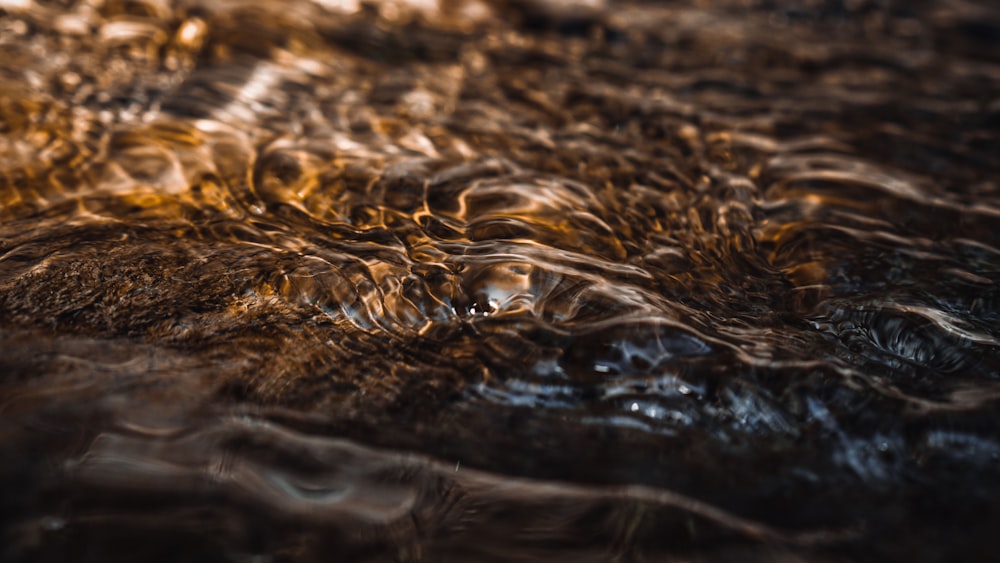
[40,516,66,531]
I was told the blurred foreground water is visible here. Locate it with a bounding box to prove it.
[1,0,999,561]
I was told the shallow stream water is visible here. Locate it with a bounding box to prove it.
[1,0,999,561]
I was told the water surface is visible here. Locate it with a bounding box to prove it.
[1,0,999,561]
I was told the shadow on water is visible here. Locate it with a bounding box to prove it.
[1,0,999,561]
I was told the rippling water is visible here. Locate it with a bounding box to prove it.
[1,0,999,560]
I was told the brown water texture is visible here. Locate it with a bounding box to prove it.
[1,0,999,561]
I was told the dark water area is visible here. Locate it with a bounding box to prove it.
[1,0,999,560]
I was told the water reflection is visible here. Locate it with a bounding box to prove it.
[1,0,999,561]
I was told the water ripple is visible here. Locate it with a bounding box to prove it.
[1,0,999,560]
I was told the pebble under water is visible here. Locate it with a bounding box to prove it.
[1,0,999,561]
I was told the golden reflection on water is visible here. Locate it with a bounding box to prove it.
[1,0,1000,561]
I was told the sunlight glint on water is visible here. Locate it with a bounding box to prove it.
[1,0,999,561]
